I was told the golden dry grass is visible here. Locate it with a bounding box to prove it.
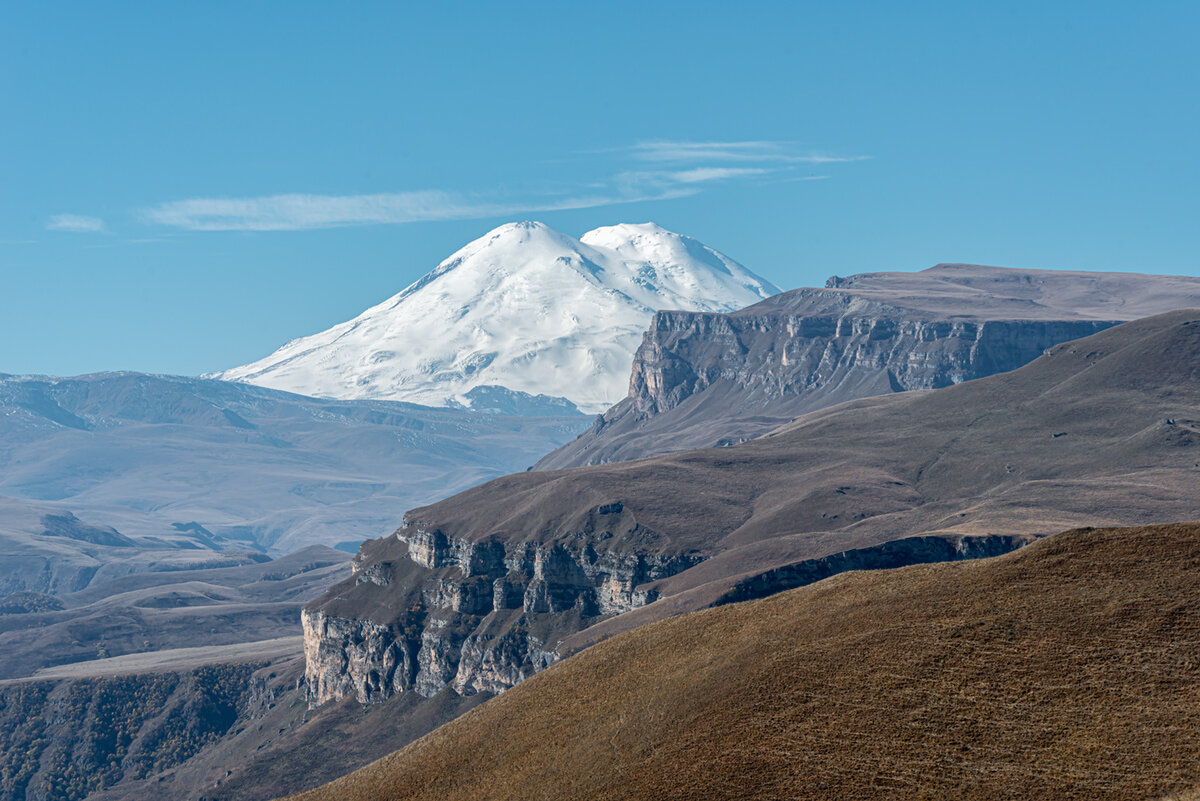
[287,522,1200,801]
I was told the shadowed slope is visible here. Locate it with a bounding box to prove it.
[287,521,1200,801]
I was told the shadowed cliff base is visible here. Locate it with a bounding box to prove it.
[285,521,1200,801]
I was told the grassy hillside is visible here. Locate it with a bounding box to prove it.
[287,521,1200,801]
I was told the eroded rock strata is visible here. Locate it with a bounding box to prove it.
[304,521,701,705]
[539,298,1113,468]
[627,311,1109,418]
[303,522,1028,707]
[537,263,1200,469]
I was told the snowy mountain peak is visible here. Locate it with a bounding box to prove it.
[471,220,571,252]
[579,222,772,310]
[580,221,680,250]
[213,221,780,413]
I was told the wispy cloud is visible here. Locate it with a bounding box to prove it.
[627,140,870,165]
[667,167,773,183]
[141,139,865,232]
[610,167,773,198]
[46,214,106,233]
[142,187,698,232]
[773,174,832,183]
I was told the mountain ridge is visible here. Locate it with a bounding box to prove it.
[537,262,1200,468]
[0,372,588,555]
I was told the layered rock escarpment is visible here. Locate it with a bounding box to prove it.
[304,514,702,705]
[304,311,1200,709]
[536,263,1200,468]
[303,519,1027,708]
[284,523,1200,801]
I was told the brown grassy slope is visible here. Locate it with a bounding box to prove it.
[288,522,1200,801]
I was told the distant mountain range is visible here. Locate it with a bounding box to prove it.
[7,224,1200,801]
[213,221,779,413]
[0,372,588,556]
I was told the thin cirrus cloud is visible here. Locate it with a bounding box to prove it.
[141,187,699,232]
[626,139,870,165]
[662,167,773,184]
[140,140,866,232]
[46,214,106,233]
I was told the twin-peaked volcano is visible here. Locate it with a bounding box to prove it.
[214,222,779,412]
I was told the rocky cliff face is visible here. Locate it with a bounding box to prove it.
[627,303,1111,417]
[303,524,1032,708]
[536,262,1200,470]
[301,311,1200,713]
[537,292,1116,468]
[303,521,702,706]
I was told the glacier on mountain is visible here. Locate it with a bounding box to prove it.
[213,221,778,412]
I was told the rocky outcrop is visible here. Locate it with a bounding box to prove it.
[537,291,1117,468]
[303,524,1036,709]
[302,311,1200,714]
[627,306,1111,417]
[536,263,1200,469]
[303,522,702,706]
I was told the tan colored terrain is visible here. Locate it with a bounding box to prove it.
[287,521,1200,801]
[0,636,302,683]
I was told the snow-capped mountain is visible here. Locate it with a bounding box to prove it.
[212,221,779,413]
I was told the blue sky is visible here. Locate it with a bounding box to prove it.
[2,1,1197,376]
